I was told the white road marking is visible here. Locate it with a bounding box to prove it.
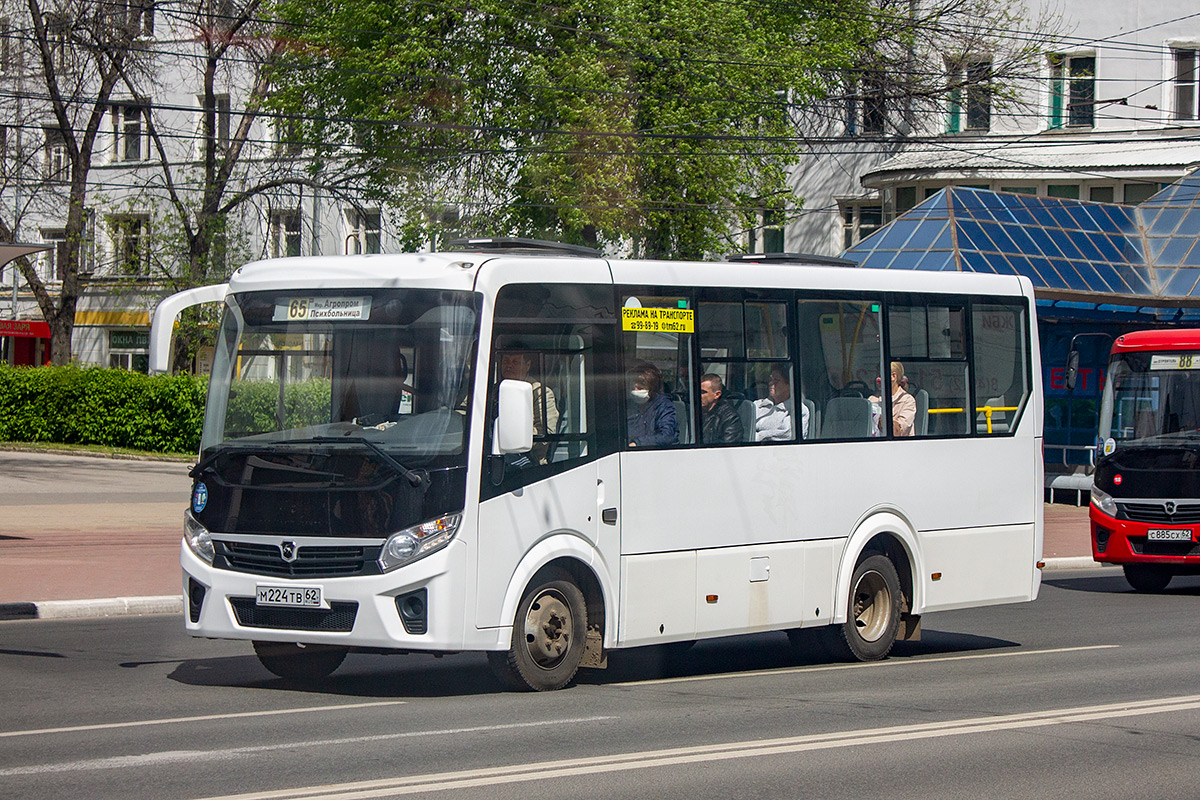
[0,717,615,777]
[184,694,1200,800]
[0,700,408,739]
[615,644,1121,686]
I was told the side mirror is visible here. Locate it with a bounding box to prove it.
[494,379,534,454]
[1065,349,1080,392]
[149,283,229,373]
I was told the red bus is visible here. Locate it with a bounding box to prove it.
[1075,329,1200,591]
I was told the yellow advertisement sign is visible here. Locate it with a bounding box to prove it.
[621,306,694,333]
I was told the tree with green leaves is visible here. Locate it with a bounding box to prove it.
[270,0,877,259]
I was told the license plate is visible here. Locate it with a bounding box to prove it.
[256,585,323,608]
[1147,529,1193,542]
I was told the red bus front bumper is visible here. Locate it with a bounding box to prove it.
[1090,507,1200,564]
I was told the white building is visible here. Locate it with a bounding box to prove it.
[785,0,1200,257]
[0,2,394,368]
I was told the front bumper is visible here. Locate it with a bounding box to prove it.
[181,537,480,651]
[1090,508,1200,564]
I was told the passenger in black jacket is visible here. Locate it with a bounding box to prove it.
[700,373,745,444]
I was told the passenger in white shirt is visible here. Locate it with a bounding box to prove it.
[755,365,808,441]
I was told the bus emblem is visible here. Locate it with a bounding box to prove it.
[280,541,298,562]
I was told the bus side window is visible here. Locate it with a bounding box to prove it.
[972,302,1030,436]
[622,291,694,448]
[887,302,969,437]
[798,298,883,440]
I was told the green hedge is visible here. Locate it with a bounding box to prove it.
[0,365,207,453]
[225,378,331,437]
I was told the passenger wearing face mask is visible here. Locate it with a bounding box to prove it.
[626,361,678,447]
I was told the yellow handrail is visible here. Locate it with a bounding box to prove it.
[925,405,1019,434]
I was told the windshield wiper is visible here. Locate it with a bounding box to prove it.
[307,435,426,487]
[191,436,425,486]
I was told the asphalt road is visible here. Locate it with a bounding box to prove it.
[3,569,1200,800]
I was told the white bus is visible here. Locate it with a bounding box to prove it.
[151,239,1044,691]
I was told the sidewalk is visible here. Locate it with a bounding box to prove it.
[0,449,190,619]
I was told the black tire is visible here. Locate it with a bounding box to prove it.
[1123,564,1173,593]
[252,641,348,680]
[825,553,902,662]
[488,568,587,691]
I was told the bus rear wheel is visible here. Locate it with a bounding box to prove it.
[252,641,348,680]
[826,554,902,662]
[1123,564,1173,593]
[488,569,587,691]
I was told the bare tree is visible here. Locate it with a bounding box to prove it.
[0,0,154,364]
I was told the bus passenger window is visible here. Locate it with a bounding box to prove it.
[797,298,883,440]
[621,291,694,448]
[754,363,800,442]
[627,361,679,447]
[972,303,1030,436]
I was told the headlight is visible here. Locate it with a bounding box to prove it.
[184,511,215,564]
[1091,485,1118,517]
[379,513,462,572]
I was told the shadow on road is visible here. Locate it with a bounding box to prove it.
[1044,573,1200,595]
[166,627,1019,697]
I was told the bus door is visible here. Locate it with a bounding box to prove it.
[475,284,621,630]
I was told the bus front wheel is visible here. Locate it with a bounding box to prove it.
[488,569,587,691]
[252,641,348,680]
[826,554,902,662]
[1123,564,1173,593]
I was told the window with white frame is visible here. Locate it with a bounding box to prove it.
[840,201,883,249]
[105,0,154,36]
[748,206,785,253]
[44,126,68,180]
[45,13,69,72]
[946,58,992,132]
[845,72,885,135]
[1,17,12,73]
[271,211,302,258]
[196,92,231,159]
[110,215,150,276]
[1049,53,1095,128]
[346,209,382,254]
[112,102,150,162]
[1172,47,1199,121]
[273,116,303,157]
[40,229,69,282]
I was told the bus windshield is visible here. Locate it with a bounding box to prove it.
[200,288,479,460]
[1099,351,1200,447]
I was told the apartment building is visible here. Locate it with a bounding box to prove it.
[783,0,1200,258]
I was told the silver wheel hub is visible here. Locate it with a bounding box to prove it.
[523,589,573,670]
[851,569,891,643]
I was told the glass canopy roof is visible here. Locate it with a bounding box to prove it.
[842,170,1200,306]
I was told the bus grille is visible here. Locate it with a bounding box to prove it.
[229,598,358,632]
[1120,502,1200,524]
[215,541,379,578]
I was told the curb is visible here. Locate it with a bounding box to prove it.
[0,595,183,621]
[1041,556,1109,571]
[0,444,193,463]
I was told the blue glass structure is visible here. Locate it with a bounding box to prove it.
[841,170,1200,478]
[843,171,1200,308]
